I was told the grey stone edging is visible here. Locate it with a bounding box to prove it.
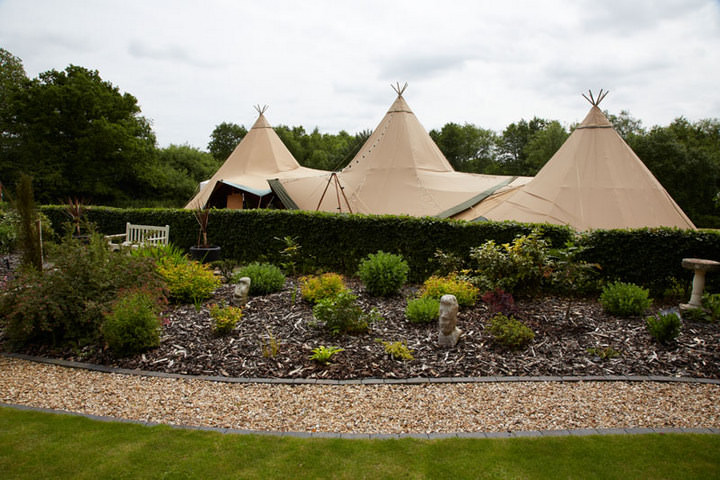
[4,352,720,386]
[2,402,719,439]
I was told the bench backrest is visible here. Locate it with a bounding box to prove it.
[125,222,170,245]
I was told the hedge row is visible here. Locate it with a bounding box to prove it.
[40,206,720,289]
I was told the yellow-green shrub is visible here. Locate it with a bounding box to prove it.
[157,260,220,304]
[299,273,348,304]
[209,303,243,335]
[420,274,479,307]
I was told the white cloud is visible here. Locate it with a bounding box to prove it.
[1,0,719,147]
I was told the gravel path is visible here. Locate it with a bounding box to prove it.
[2,357,719,435]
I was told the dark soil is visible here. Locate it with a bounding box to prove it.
[7,273,720,380]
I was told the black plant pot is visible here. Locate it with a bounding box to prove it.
[189,245,221,263]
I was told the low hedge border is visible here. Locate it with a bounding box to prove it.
[40,205,720,289]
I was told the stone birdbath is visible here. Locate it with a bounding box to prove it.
[680,258,720,309]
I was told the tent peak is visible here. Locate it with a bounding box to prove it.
[391,82,408,97]
[581,89,609,107]
[254,104,268,115]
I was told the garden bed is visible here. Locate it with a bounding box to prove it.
[7,277,720,380]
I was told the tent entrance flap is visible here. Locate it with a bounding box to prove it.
[435,177,518,219]
[268,179,300,210]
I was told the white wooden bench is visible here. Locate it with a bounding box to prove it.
[105,222,170,251]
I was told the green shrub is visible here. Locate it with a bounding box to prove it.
[379,340,414,361]
[310,345,344,365]
[0,209,17,254]
[420,274,479,307]
[599,281,652,316]
[470,229,552,295]
[662,277,689,303]
[209,303,243,335]
[157,260,220,304]
[431,249,465,276]
[680,294,720,323]
[646,312,682,344]
[405,297,440,324]
[102,290,163,357]
[299,273,348,304]
[233,262,286,295]
[487,314,535,350]
[586,346,621,359]
[312,291,380,335]
[701,293,720,322]
[132,243,188,266]
[0,234,163,347]
[357,251,409,297]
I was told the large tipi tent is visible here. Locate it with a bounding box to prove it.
[185,106,326,209]
[270,84,530,216]
[453,90,695,231]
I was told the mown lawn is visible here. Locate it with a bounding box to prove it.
[1,407,718,479]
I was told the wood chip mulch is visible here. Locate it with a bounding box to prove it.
[8,279,719,381]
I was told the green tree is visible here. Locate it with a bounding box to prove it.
[430,122,498,172]
[523,121,569,174]
[0,49,29,178]
[495,117,548,175]
[2,64,157,205]
[138,144,220,207]
[630,118,720,227]
[274,125,366,171]
[207,122,247,162]
[606,110,645,140]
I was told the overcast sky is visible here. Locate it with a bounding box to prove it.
[1,0,719,150]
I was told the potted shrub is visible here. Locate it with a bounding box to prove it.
[189,203,221,262]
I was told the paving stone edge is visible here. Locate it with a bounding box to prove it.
[4,352,720,386]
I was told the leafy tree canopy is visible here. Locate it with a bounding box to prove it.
[1,62,156,205]
[207,122,247,162]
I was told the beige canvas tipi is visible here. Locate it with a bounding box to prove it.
[185,106,326,209]
[454,90,695,230]
[270,84,530,216]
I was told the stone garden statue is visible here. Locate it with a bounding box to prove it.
[438,294,461,347]
[233,277,251,306]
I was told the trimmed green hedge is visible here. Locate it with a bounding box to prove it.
[40,206,572,281]
[39,206,720,289]
[579,227,720,293]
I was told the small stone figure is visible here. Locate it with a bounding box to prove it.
[233,277,251,306]
[438,294,461,347]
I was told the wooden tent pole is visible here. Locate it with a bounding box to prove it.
[337,176,353,214]
[316,173,335,211]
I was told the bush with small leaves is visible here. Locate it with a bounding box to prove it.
[646,312,682,344]
[357,251,409,297]
[0,233,163,347]
[210,303,243,335]
[299,273,348,304]
[310,345,344,365]
[487,314,535,350]
[470,229,552,294]
[233,262,286,295]
[131,243,188,267]
[157,260,220,304]
[312,290,381,335]
[599,281,652,316]
[586,346,621,360]
[420,274,479,307]
[379,340,414,361]
[405,297,440,324]
[101,290,163,357]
